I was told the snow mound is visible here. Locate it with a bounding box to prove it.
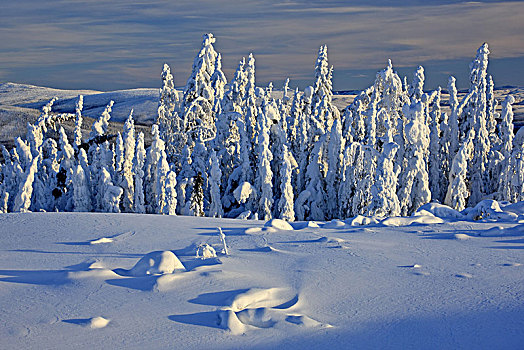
[416,203,464,219]
[323,219,346,229]
[264,219,293,231]
[454,233,472,240]
[346,215,381,226]
[130,251,185,277]
[245,227,263,234]
[89,317,110,329]
[500,201,524,216]
[215,288,328,334]
[381,213,444,227]
[475,224,523,237]
[465,200,518,221]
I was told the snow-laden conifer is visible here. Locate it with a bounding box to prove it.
[100,167,122,213]
[73,95,84,149]
[325,118,344,219]
[445,129,475,210]
[120,112,135,212]
[256,107,273,220]
[73,164,91,212]
[398,99,431,215]
[90,101,114,139]
[278,145,295,221]
[13,155,39,213]
[208,150,223,218]
[366,142,400,217]
[133,132,146,213]
[144,124,165,214]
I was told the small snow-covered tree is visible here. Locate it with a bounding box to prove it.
[208,150,223,218]
[325,118,344,219]
[278,145,295,221]
[120,112,135,212]
[73,95,84,149]
[73,164,91,212]
[256,108,273,220]
[90,101,114,139]
[445,129,475,210]
[398,99,431,215]
[133,132,146,214]
[144,124,165,213]
[189,172,205,217]
[13,155,39,213]
[366,142,400,217]
[155,151,170,214]
[100,167,123,213]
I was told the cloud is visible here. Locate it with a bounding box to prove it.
[0,0,523,90]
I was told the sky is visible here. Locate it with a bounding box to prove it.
[1,0,523,92]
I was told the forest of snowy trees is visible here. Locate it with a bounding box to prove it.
[0,34,523,220]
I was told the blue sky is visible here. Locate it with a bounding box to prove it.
[1,0,523,91]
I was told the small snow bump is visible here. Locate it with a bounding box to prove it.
[455,273,473,279]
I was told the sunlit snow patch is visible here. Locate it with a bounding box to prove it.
[90,237,114,244]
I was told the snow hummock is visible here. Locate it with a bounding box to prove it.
[264,219,294,231]
[88,317,110,329]
[130,251,185,276]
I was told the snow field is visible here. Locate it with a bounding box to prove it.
[0,211,523,349]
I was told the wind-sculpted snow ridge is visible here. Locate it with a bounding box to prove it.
[1,37,523,221]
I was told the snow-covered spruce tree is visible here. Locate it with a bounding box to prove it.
[114,132,124,186]
[398,99,431,215]
[325,118,344,219]
[445,129,475,211]
[278,145,295,221]
[428,88,446,202]
[509,128,524,202]
[100,167,123,213]
[311,45,333,110]
[338,141,359,219]
[144,124,165,214]
[256,105,274,220]
[447,76,461,158]
[73,164,91,212]
[466,43,491,206]
[34,138,59,212]
[351,143,376,217]
[408,66,425,102]
[120,112,135,212]
[16,137,33,172]
[189,172,205,217]
[133,132,146,214]
[486,75,499,143]
[210,53,227,115]
[176,144,194,215]
[90,100,114,140]
[1,146,24,212]
[182,33,219,144]
[73,95,84,149]
[155,151,170,214]
[208,150,223,218]
[13,155,39,213]
[56,126,76,211]
[221,58,246,115]
[366,141,400,217]
[498,95,515,201]
[164,169,178,215]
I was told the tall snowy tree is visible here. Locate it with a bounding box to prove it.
[208,150,223,218]
[73,95,84,149]
[133,132,146,214]
[278,145,295,221]
[120,112,136,212]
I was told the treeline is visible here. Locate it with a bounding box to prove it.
[0,34,522,220]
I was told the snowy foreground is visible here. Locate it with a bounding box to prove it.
[1,204,523,349]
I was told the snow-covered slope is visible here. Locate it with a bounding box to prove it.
[0,211,522,349]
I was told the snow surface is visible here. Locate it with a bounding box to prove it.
[0,212,523,349]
